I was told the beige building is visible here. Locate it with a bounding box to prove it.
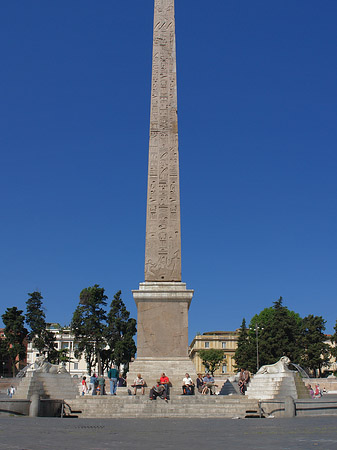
[189,331,239,376]
[322,337,337,374]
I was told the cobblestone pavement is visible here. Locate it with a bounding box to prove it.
[1,416,337,450]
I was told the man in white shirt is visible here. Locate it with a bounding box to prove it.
[132,373,146,395]
[182,373,195,395]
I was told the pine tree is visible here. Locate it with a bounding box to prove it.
[25,291,57,361]
[301,315,330,377]
[0,338,9,376]
[234,318,254,371]
[2,307,27,376]
[104,291,136,374]
[248,297,303,372]
[71,284,108,375]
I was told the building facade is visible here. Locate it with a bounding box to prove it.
[322,337,337,374]
[189,331,239,376]
[26,323,91,377]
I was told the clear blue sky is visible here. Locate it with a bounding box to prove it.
[1,1,336,342]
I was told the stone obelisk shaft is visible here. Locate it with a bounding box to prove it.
[145,0,181,282]
[130,0,195,385]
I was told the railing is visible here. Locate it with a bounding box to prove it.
[258,398,337,418]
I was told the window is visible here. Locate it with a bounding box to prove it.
[205,342,210,348]
[222,364,227,374]
[61,342,69,349]
[73,363,78,370]
[222,342,226,349]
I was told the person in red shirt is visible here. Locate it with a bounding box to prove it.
[159,373,170,399]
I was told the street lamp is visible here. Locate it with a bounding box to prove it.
[250,324,264,372]
[2,361,5,378]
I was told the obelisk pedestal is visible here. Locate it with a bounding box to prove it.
[129,283,196,387]
[128,0,196,389]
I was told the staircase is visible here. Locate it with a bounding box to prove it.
[15,372,79,400]
[246,372,310,400]
[64,389,259,419]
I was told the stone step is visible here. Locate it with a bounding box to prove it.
[64,395,259,418]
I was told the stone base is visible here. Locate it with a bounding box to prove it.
[130,281,195,390]
[132,282,193,359]
[127,357,197,391]
[246,371,310,400]
[15,371,79,400]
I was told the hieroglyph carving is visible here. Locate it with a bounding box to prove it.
[145,0,181,282]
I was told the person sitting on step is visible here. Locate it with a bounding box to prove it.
[131,373,146,395]
[159,372,170,399]
[149,380,167,401]
[196,373,204,393]
[182,373,195,395]
[202,373,215,395]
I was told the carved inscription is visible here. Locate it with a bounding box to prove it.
[145,0,181,282]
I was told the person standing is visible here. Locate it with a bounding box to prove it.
[89,373,97,395]
[96,374,106,395]
[108,365,119,396]
[81,376,88,396]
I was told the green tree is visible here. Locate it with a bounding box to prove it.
[249,297,303,372]
[104,291,137,374]
[0,338,9,376]
[301,315,330,377]
[198,349,225,375]
[234,318,254,371]
[2,307,28,377]
[71,284,108,375]
[52,348,72,365]
[25,291,57,361]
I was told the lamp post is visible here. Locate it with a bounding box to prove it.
[250,324,264,372]
[2,361,5,378]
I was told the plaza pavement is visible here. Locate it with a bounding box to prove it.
[1,416,337,450]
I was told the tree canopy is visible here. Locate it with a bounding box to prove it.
[71,284,108,375]
[2,307,27,376]
[198,349,225,375]
[301,315,330,377]
[25,291,57,361]
[104,291,137,375]
[71,285,136,376]
[234,318,254,371]
[234,297,332,375]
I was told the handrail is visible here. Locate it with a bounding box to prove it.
[258,398,337,418]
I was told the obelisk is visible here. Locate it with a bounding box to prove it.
[130,0,195,386]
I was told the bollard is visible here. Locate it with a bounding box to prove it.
[29,394,40,417]
[284,396,296,418]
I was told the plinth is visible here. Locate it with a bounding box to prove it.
[128,282,196,388]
